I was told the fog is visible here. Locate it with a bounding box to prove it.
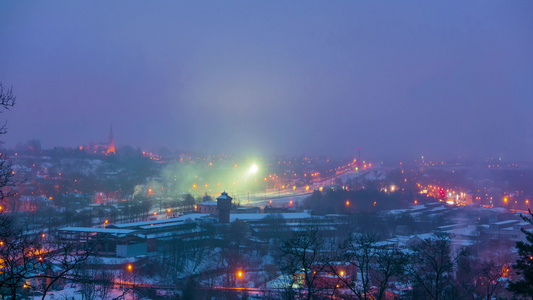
[0,1,531,161]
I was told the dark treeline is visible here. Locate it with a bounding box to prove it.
[303,189,427,215]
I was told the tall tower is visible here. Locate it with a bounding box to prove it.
[216,191,232,223]
[107,126,116,154]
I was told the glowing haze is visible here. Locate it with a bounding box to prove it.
[0,1,532,160]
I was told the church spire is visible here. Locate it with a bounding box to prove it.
[107,126,115,154]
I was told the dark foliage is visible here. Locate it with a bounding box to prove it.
[303,189,405,214]
[508,209,533,298]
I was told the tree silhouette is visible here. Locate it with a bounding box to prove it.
[0,82,16,203]
[508,209,533,298]
[408,233,467,300]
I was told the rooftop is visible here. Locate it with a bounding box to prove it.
[59,227,136,235]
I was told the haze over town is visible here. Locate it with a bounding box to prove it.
[1,1,532,160]
[0,1,533,300]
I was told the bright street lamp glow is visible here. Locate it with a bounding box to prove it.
[249,164,259,174]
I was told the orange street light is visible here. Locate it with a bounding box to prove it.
[127,264,133,271]
[237,270,244,279]
[346,200,350,206]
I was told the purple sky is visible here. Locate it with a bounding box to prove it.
[0,1,532,160]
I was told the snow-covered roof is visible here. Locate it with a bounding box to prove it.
[501,227,517,231]
[230,211,312,222]
[217,191,232,201]
[111,213,210,228]
[429,207,446,212]
[59,227,136,234]
[138,220,199,230]
[493,220,519,226]
[19,195,52,203]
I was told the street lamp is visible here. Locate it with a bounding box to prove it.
[127,264,133,285]
[249,164,258,175]
[236,269,244,286]
[126,264,135,299]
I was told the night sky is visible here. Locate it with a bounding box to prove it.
[1,1,532,160]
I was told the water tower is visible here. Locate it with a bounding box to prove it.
[217,191,232,223]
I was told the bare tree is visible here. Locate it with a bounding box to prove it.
[278,225,332,300]
[372,244,407,300]
[0,82,16,133]
[333,234,406,300]
[218,220,248,288]
[0,84,96,299]
[342,234,377,300]
[0,216,95,299]
[0,82,16,203]
[79,268,98,300]
[407,233,467,300]
[475,260,506,300]
[96,268,114,300]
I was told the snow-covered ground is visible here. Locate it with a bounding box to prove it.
[29,285,137,300]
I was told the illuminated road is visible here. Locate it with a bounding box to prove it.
[240,168,372,208]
